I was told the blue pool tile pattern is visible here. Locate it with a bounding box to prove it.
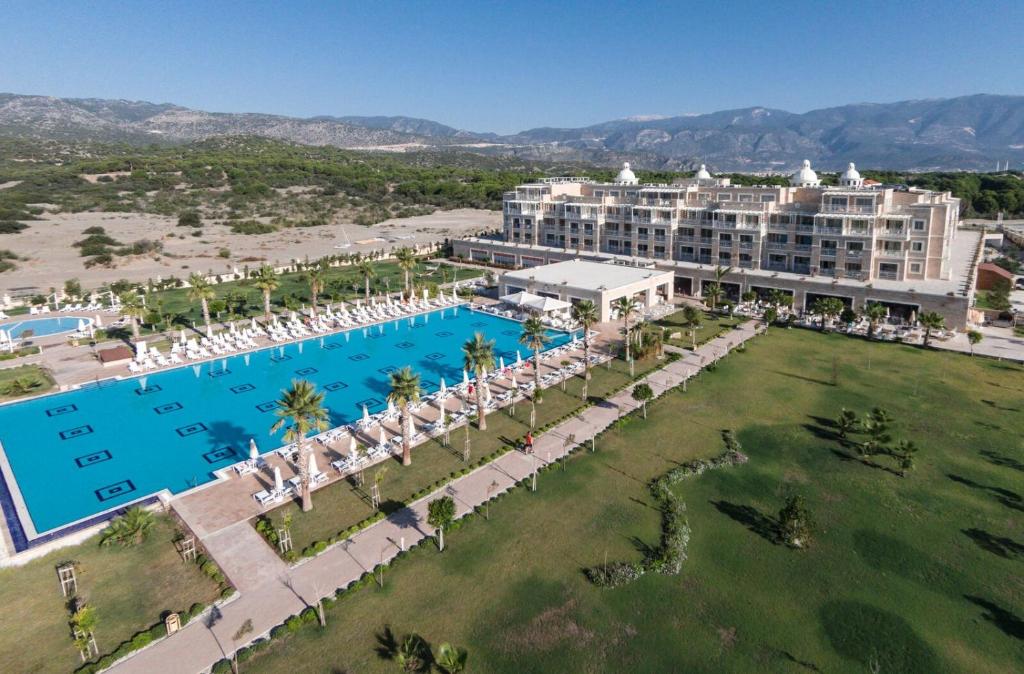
[0,307,571,538]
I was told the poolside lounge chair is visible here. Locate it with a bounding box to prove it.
[253,489,281,507]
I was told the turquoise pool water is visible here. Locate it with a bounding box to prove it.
[2,316,92,339]
[0,306,570,537]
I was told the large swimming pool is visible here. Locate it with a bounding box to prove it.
[0,306,570,543]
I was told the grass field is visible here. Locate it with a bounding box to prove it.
[0,515,223,674]
[656,308,745,349]
[260,355,661,554]
[231,328,1022,673]
[0,362,55,400]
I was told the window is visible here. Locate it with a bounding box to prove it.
[911,241,924,252]
[738,193,753,203]
[913,219,926,231]
[909,262,922,273]
[761,194,776,203]
[594,190,604,197]
[847,241,864,252]
[855,197,873,207]
[719,251,732,261]
[610,191,620,197]
[719,233,732,243]
[830,197,847,207]
[845,262,862,272]
[717,193,732,201]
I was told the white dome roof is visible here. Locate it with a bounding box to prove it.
[695,164,711,180]
[615,162,637,184]
[790,159,820,186]
[840,162,862,183]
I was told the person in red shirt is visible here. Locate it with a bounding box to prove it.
[525,431,534,454]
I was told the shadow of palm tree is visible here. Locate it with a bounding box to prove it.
[710,500,779,544]
[962,528,1024,559]
[948,473,1024,512]
[964,595,1024,640]
[980,450,1024,473]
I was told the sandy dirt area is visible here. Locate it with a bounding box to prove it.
[0,208,499,294]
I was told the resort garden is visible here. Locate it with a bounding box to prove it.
[226,328,1021,673]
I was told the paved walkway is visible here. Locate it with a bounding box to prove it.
[108,321,761,674]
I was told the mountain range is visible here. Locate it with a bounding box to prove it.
[1,92,1022,171]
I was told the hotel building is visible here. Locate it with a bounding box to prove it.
[455,161,980,328]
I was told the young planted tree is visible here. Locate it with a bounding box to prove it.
[305,266,324,317]
[118,291,145,340]
[705,265,734,311]
[395,247,416,292]
[570,299,598,399]
[252,264,280,321]
[862,302,887,339]
[519,317,550,400]
[632,383,654,419]
[778,495,812,548]
[435,643,469,673]
[271,380,329,512]
[462,332,496,429]
[611,296,639,361]
[387,366,422,466]
[680,304,704,347]
[427,495,456,552]
[835,408,859,439]
[967,329,983,355]
[811,297,844,329]
[187,273,216,332]
[762,305,778,328]
[918,311,945,348]
[890,439,919,477]
[357,258,376,299]
[860,407,892,457]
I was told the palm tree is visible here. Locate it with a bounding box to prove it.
[518,317,549,398]
[891,440,918,477]
[306,266,324,317]
[252,264,280,321]
[611,296,638,362]
[862,302,887,339]
[119,291,144,340]
[570,299,598,398]
[271,380,329,512]
[462,332,495,430]
[835,408,859,439]
[187,273,216,332]
[387,366,422,466]
[99,506,155,546]
[435,643,468,673]
[705,265,734,311]
[357,258,376,299]
[2,376,43,397]
[395,247,416,292]
[918,311,945,348]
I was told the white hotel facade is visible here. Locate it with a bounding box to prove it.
[454,162,979,328]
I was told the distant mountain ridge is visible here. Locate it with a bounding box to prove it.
[1,92,1022,170]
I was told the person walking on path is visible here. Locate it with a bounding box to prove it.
[524,431,534,454]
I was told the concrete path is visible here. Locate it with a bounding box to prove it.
[107,321,760,674]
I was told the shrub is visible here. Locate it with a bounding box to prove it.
[177,210,201,227]
[585,561,646,587]
[230,220,277,235]
[285,615,304,633]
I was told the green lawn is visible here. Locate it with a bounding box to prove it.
[656,308,744,349]
[0,515,223,674]
[237,329,1022,673]
[0,362,55,400]
[261,356,661,554]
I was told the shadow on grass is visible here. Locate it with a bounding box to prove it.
[980,449,1024,473]
[828,448,901,476]
[948,473,1024,513]
[770,370,833,387]
[710,500,779,544]
[981,399,1021,412]
[961,528,1024,560]
[820,600,940,672]
[964,595,1024,640]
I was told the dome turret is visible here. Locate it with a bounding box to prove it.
[614,162,637,184]
[790,159,820,187]
[695,164,711,180]
[840,162,863,187]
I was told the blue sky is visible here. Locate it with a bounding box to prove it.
[1,0,1022,134]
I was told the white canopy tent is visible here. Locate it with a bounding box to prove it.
[499,291,571,314]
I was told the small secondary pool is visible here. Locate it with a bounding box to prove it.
[0,306,570,546]
[1,316,92,339]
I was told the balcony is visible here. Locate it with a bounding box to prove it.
[738,241,754,250]
[822,204,876,214]
[796,224,815,233]
[878,271,899,280]
[678,253,697,262]
[699,237,715,245]
[768,222,789,232]
[793,264,811,275]
[878,248,904,258]
[765,263,788,272]
[815,226,843,235]
[766,242,789,251]
[793,244,812,252]
[819,248,837,258]
[846,249,863,258]
[738,260,754,269]
[697,255,713,264]
[817,267,836,277]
